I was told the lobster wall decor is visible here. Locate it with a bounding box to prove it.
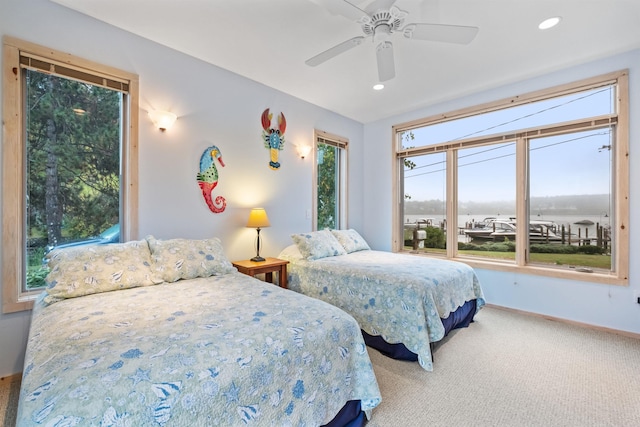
[261,108,286,170]
[196,145,226,213]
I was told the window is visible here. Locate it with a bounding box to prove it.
[2,37,140,313]
[393,71,628,285]
[314,130,348,230]
[401,151,448,253]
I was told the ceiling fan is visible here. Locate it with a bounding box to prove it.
[306,0,479,82]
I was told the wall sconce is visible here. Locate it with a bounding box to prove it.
[296,145,312,159]
[148,110,177,132]
[246,208,271,262]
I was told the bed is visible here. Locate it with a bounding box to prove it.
[17,236,381,426]
[279,229,486,372]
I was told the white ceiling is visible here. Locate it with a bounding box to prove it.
[52,0,640,123]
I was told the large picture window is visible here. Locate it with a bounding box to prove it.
[393,71,628,285]
[2,37,140,312]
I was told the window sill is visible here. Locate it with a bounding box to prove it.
[398,250,628,286]
[2,291,37,314]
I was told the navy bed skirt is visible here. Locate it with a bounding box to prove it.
[323,400,366,427]
[361,299,478,362]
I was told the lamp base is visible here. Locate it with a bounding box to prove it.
[250,256,266,262]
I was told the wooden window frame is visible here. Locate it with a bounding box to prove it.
[392,70,629,286]
[313,130,348,231]
[2,36,140,313]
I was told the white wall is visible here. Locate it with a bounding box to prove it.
[0,0,366,377]
[363,49,640,335]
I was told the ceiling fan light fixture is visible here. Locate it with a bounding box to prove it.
[538,16,561,30]
[373,23,392,42]
[306,1,479,80]
[373,84,384,90]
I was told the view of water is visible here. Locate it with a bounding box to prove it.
[404,213,612,241]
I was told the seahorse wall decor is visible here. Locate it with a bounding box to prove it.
[196,145,226,213]
[261,108,286,170]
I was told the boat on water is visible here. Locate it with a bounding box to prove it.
[492,221,562,243]
[463,218,562,243]
[574,219,595,225]
[462,217,510,239]
[416,218,436,226]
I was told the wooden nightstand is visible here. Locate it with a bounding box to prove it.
[232,257,290,289]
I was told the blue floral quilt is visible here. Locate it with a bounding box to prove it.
[279,247,485,371]
[17,273,381,426]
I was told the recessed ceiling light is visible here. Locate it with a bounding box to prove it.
[538,16,561,30]
[373,84,384,90]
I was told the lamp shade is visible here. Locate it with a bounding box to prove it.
[297,145,312,159]
[148,110,177,131]
[246,208,270,228]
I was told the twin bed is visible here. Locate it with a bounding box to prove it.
[17,237,381,426]
[280,229,485,372]
[18,230,484,425]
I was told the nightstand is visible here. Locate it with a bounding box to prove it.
[232,257,290,289]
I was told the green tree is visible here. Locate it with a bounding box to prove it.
[317,143,337,229]
[401,131,416,200]
[26,70,121,248]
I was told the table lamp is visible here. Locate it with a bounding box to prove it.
[246,208,270,262]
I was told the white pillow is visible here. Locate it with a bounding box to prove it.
[278,244,303,261]
[330,229,371,253]
[290,229,347,260]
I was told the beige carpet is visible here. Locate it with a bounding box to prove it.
[366,306,640,426]
[2,307,639,426]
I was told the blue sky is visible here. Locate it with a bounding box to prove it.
[403,86,614,202]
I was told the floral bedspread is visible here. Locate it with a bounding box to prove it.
[17,273,381,426]
[279,248,485,371]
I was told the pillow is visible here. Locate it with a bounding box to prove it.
[278,244,303,261]
[330,229,371,253]
[146,236,236,282]
[290,229,347,260]
[44,239,162,301]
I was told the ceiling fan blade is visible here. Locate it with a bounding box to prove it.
[403,23,479,44]
[376,41,395,81]
[305,36,366,67]
[364,0,397,14]
[315,0,369,23]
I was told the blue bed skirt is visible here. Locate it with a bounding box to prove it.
[362,299,478,362]
[323,400,366,427]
